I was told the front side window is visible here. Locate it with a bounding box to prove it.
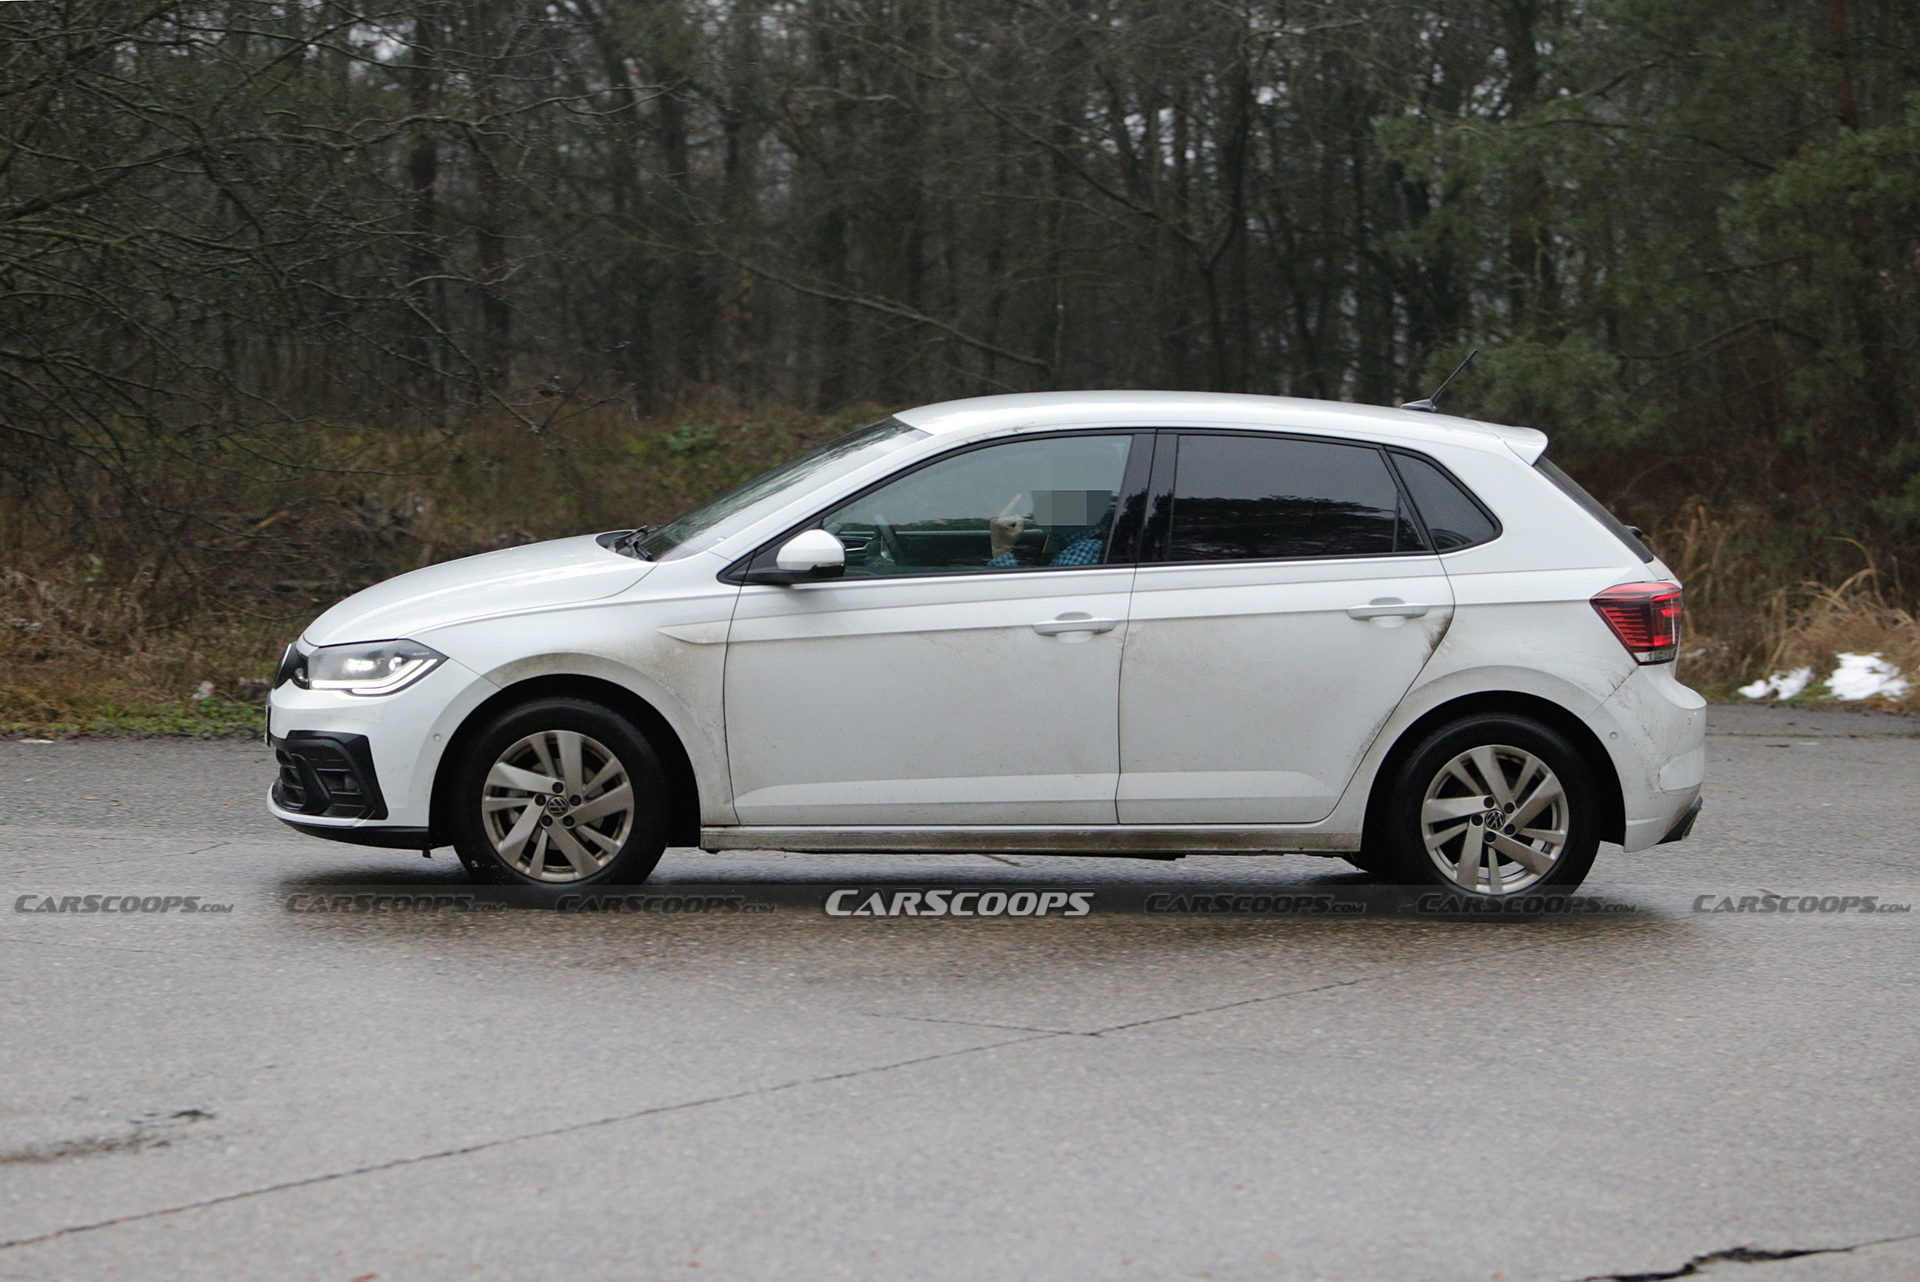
[1164,433,1422,562]
[822,434,1134,578]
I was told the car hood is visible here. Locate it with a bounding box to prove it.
[303,535,652,646]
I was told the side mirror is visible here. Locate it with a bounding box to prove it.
[743,529,846,585]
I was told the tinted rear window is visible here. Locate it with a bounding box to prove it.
[1389,452,1500,551]
[1534,457,1656,562]
[1166,434,1423,561]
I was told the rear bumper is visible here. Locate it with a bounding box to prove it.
[1596,664,1707,852]
[1657,797,1703,845]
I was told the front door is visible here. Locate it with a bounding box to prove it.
[725,432,1146,827]
[1118,431,1454,823]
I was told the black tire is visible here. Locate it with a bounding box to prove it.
[449,697,668,891]
[1340,850,1396,877]
[1368,713,1601,896]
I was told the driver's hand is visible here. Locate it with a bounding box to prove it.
[989,512,1027,558]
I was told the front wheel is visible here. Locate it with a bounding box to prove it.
[449,697,668,890]
[1370,714,1601,896]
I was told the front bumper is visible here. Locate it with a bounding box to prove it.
[279,818,440,849]
[265,653,496,840]
[271,731,388,820]
[270,731,443,850]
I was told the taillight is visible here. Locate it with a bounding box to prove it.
[1591,582,1682,664]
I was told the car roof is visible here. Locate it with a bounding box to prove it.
[893,390,1549,462]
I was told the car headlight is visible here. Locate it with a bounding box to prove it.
[299,639,446,696]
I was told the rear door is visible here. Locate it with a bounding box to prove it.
[1117,431,1454,823]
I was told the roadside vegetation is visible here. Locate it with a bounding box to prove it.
[2,398,1914,740]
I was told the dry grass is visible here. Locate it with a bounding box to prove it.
[3,397,1916,733]
[1696,571,1919,711]
[1663,502,1919,711]
[0,396,884,734]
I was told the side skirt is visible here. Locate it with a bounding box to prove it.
[698,825,1359,856]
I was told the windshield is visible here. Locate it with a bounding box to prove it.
[638,417,929,562]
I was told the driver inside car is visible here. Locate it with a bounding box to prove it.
[986,489,1115,567]
[823,436,1132,577]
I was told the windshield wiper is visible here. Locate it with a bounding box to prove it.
[607,526,655,559]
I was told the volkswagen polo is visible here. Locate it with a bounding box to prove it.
[267,392,1705,897]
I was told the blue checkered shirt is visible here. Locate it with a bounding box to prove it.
[986,534,1104,569]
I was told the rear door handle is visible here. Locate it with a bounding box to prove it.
[1346,598,1429,620]
[1033,612,1119,636]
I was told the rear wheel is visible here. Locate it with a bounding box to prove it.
[1370,714,1601,895]
[450,698,668,889]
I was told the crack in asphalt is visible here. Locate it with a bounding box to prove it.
[1085,926,1636,1037]
[1574,1232,1920,1280]
[0,1032,1050,1253]
[871,1012,1077,1035]
[872,925,1648,1044]
[1,930,1602,1250]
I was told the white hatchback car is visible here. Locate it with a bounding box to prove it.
[267,392,1705,897]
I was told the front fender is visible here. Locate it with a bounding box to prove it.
[473,650,736,825]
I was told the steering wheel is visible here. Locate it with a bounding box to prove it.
[873,518,908,570]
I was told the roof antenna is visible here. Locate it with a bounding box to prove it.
[1400,348,1478,414]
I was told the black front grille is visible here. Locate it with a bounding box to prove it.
[271,732,387,820]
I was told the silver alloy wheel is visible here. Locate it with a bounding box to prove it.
[1420,744,1568,894]
[480,730,635,882]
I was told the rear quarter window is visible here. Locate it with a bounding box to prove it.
[1387,451,1500,551]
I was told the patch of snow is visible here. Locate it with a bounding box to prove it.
[1738,667,1813,700]
[1824,652,1911,702]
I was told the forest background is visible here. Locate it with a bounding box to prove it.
[3,0,1918,733]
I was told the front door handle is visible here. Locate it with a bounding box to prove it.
[1033,612,1119,636]
[1346,598,1429,620]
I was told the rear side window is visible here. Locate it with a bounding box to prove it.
[1389,451,1501,551]
[1165,434,1423,562]
[1534,456,1655,562]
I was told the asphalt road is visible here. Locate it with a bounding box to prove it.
[1,703,1916,1282]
